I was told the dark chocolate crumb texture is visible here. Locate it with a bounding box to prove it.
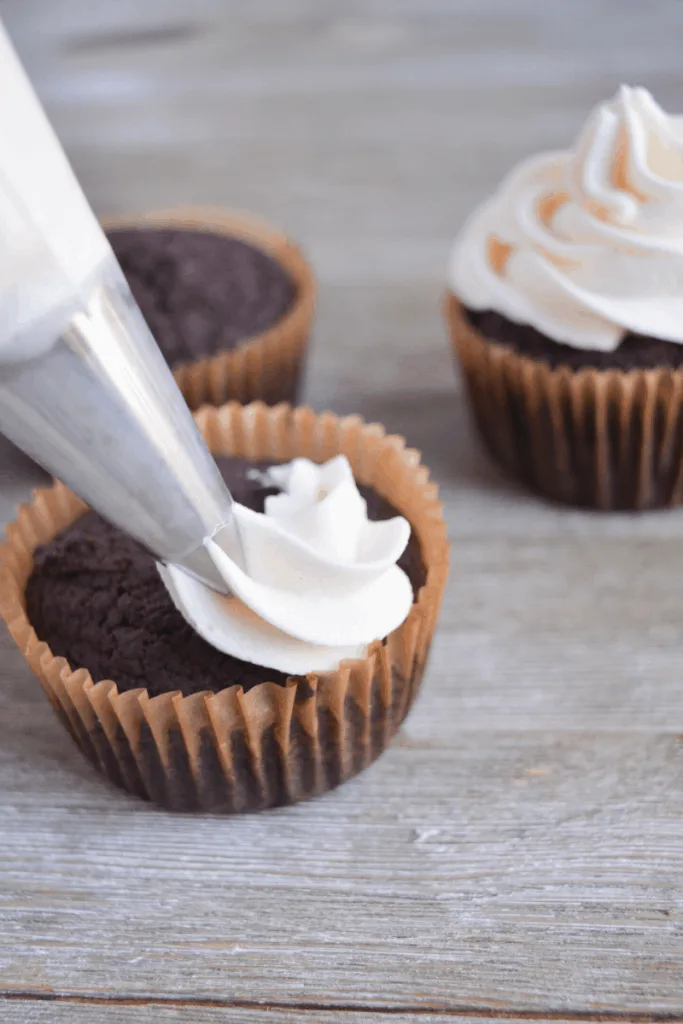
[465,306,683,372]
[26,458,426,698]
[108,228,296,367]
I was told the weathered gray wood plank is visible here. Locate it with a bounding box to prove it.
[2,0,683,1020]
[0,722,682,1011]
[0,1005,595,1024]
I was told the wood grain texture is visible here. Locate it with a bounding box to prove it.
[0,1007,597,1024]
[1,0,683,1020]
[1,711,682,1011]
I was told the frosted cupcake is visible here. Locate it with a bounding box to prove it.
[445,86,683,509]
[0,404,448,812]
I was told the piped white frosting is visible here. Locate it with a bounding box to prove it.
[158,456,414,674]
[448,86,683,351]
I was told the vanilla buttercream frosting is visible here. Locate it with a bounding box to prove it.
[158,456,414,674]
[449,86,683,351]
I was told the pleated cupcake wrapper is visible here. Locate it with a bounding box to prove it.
[0,402,449,812]
[102,208,316,409]
[446,293,683,510]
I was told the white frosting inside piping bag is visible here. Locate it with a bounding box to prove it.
[0,22,110,359]
[448,86,683,351]
[157,456,414,674]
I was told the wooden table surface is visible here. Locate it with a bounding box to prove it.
[2,1,683,1020]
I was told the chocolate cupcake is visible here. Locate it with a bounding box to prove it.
[104,208,315,409]
[445,86,683,510]
[0,403,448,812]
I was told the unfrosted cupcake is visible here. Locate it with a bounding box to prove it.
[0,403,448,812]
[105,208,315,408]
[445,86,683,509]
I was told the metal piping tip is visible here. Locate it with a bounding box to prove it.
[0,258,242,589]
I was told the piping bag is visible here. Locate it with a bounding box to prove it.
[0,23,240,593]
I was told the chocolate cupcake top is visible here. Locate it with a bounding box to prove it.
[108,228,296,367]
[449,86,683,357]
[463,307,683,371]
[25,457,426,698]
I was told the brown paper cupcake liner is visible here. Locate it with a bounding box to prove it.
[446,292,683,510]
[0,403,449,813]
[102,208,316,409]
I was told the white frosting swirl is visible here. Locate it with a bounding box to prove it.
[449,86,683,351]
[158,456,414,674]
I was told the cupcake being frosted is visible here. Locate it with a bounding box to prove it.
[2,404,449,813]
[445,86,683,510]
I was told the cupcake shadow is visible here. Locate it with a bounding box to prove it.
[0,657,127,803]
